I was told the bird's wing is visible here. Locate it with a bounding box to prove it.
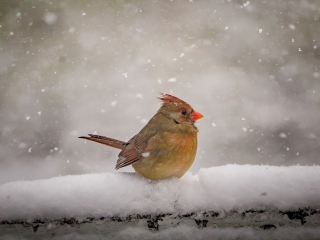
[115,135,149,169]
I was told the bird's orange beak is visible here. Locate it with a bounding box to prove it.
[190,110,203,122]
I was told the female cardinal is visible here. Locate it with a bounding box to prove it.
[79,93,203,180]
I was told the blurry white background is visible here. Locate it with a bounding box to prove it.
[0,0,319,184]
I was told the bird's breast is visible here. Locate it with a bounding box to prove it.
[133,132,198,180]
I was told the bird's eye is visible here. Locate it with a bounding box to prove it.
[181,110,187,115]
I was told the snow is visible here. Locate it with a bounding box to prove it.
[43,12,58,25]
[243,1,250,8]
[289,24,296,30]
[136,93,144,99]
[279,133,287,138]
[167,78,177,82]
[0,165,319,222]
[142,152,150,157]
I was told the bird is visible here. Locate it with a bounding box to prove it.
[79,93,203,180]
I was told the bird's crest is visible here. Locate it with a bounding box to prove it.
[158,93,191,108]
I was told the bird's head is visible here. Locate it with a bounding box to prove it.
[158,93,203,127]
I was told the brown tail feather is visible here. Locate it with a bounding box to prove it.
[79,134,127,150]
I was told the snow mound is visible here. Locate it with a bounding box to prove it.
[0,165,319,221]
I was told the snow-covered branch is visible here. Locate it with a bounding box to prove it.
[1,165,319,222]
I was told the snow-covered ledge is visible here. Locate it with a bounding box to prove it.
[1,165,320,238]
